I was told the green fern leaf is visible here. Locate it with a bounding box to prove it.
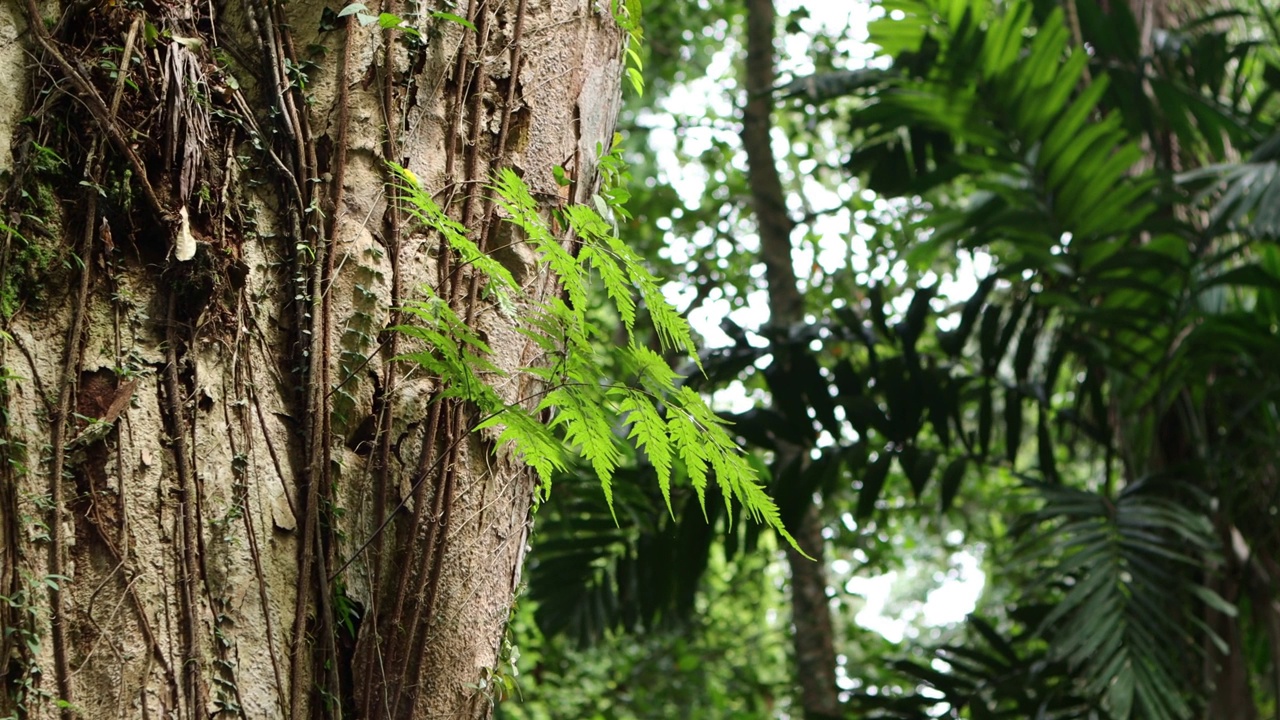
[539,386,623,514]
[387,159,800,558]
[388,163,520,296]
[475,410,566,493]
[667,409,710,514]
[580,244,637,334]
[617,391,674,515]
[491,169,588,312]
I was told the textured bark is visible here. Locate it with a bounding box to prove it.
[742,0,803,327]
[0,1,622,718]
[740,0,841,717]
[783,505,842,720]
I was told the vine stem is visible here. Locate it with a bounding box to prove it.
[357,1,404,712]
[382,2,495,714]
[44,181,95,720]
[21,0,169,222]
[30,10,143,714]
[162,297,210,718]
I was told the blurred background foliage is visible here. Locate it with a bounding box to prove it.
[498,0,1280,716]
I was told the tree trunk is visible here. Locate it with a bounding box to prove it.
[740,0,841,717]
[0,1,622,718]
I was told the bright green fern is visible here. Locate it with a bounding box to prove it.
[388,160,798,550]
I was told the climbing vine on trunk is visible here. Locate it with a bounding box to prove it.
[0,2,793,718]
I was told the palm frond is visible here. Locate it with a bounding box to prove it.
[1015,481,1229,720]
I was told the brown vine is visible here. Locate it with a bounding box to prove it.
[242,3,346,715]
[355,0,406,712]
[381,2,536,715]
[162,295,210,719]
[19,6,153,713]
[386,3,490,710]
[237,317,291,714]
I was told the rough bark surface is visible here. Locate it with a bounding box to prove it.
[0,1,622,718]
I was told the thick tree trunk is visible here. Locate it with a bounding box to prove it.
[0,1,622,718]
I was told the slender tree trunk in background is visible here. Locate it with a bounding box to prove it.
[0,1,622,718]
[1203,545,1256,720]
[1113,0,1272,710]
[783,504,842,719]
[741,0,841,717]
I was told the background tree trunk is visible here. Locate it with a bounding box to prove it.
[740,0,841,717]
[0,1,622,718]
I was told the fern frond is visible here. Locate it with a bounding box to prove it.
[616,391,674,514]
[475,409,566,493]
[580,244,637,335]
[637,271,700,364]
[621,341,682,397]
[540,386,624,515]
[388,163,521,297]
[387,160,798,556]
[491,169,588,312]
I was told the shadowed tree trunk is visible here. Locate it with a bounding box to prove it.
[741,0,841,717]
[0,1,622,718]
[1108,0,1270,712]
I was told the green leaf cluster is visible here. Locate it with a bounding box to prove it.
[387,162,795,547]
